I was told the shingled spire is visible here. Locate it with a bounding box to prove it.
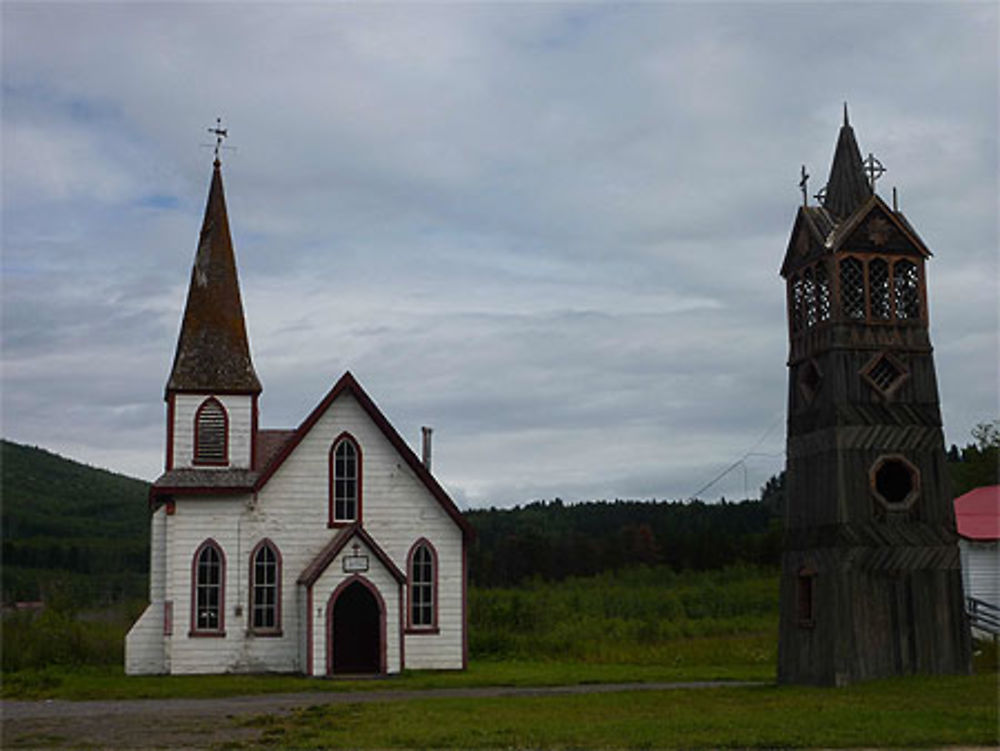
[822,104,872,219]
[166,159,261,395]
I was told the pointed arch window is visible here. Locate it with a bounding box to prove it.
[407,539,438,631]
[329,434,361,525]
[249,540,281,635]
[194,398,228,465]
[191,540,225,636]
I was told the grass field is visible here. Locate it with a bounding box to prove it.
[228,674,998,749]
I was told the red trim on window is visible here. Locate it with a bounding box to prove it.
[398,585,405,669]
[189,538,226,637]
[166,394,175,471]
[328,432,362,527]
[193,397,230,466]
[326,575,387,676]
[248,538,282,636]
[405,538,439,633]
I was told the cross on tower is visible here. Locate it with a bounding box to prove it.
[863,152,885,189]
[207,117,228,160]
[799,165,810,206]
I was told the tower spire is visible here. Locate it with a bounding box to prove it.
[166,160,261,395]
[822,104,872,219]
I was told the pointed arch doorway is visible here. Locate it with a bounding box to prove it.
[327,576,385,675]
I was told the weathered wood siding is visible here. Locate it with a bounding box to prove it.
[172,394,253,469]
[161,392,464,675]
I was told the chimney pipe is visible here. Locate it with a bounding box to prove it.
[421,426,433,471]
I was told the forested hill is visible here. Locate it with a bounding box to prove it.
[1,440,150,605]
[467,499,781,587]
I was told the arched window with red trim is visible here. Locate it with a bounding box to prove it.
[249,539,281,635]
[191,539,225,636]
[407,539,438,631]
[329,434,361,525]
[194,397,228,465]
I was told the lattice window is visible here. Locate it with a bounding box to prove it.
[251,542,280,632]
[861,352,909,399]
[803,268,817,328]
[790,276,804,333]
[869,258,891,320]
[814,263,831,322]
[840,257,865,320]
[194,398,227,465]
[894,260,921,320]
[332,437,359,522]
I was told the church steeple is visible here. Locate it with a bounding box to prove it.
[166,158,261,396]
[822,104,873,219]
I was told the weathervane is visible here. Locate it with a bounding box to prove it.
[863,152,885,189]
[203,117,233,163]
[799,165,810,206]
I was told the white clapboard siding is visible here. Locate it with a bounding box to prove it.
[154,390,465,675]
[960,539,999,607]
[125,602,166,674]
[172,394,253,469]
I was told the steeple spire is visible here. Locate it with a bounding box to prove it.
[822,104,872,219]
[166,160,261,395]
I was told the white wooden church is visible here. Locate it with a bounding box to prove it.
[125,156,472,675]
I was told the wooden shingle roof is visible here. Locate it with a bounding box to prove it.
[166,160,261,396]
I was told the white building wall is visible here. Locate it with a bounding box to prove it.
[960,539,999,607]
[161,390,465,675]
[172,393,253,469]
[125,507,168,674]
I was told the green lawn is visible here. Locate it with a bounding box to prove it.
[228,674,998,749]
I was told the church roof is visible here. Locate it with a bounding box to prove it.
[954,485,1000,541]
[822,106,873,219]
[166,159,261,396]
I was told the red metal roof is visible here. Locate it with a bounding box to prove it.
[954,485,1000,540]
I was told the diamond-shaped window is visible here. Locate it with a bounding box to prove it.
[861,352,908,399]
[798,359,823,404]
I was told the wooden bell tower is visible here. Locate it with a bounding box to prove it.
[777,108,971,685]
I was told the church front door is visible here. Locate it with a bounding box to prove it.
[328,578,382,674]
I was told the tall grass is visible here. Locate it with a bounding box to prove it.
[470,565,778,663]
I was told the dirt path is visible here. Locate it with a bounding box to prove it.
[2,681,758,749]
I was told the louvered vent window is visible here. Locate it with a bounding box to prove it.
[840,258,865,320]
[861,352,909,399]
[893,260,921,320]
[194,399,228,465]
[869,259,891,320]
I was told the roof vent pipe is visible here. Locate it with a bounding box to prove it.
[421,426,433,471]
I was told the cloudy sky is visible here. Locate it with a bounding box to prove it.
[2,2,997,509]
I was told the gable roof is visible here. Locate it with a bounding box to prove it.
[166,159,261,396]
[256,371,474,539]
[297,523,406,586]
[954,485,1000,541]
